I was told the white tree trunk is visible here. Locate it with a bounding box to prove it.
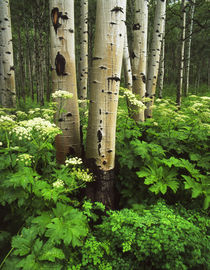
[0,0,16,108]
[79,0,88,106]
[158,16,165,99]
[132,0,148,122]
[146,0,166,118]
[123,26,132,91]
[50,0,81,163]
[176,0,187,107]
[185,0,195,96]
[86,0,126,208]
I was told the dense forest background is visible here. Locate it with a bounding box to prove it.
[0,0,210,269]
[10,0,210,106]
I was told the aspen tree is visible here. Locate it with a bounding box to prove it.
[145,0,166,118]
[177,0,187,106]
[0,0,16,108]
[158,16,166,99]
[50,0,81,163]
[86,0,126,208]
[185,0,195,96]
[123,26,132,91]
[132,0,148,122]
[79,0,88,106]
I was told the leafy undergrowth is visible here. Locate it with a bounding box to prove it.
[116,94,210,209]
[0,93,209,269]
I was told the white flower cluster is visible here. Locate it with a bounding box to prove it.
[52,90,73,99]
[11,126,32,140]
[78,99,87,104]
[20,117,61,139]
[200,96,210,101]
[0,115,15,123]
[75,168,93,182]
[41,108,56,121]
[0,142,3,146]
[16,154,33,166]
[191,102,204,108]
[123,90,146,109]
[53,179,64,188]
[65,157,83,166]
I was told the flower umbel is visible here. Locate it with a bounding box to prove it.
[52,90,73,99]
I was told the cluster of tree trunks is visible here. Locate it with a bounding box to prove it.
[1,0,209,208]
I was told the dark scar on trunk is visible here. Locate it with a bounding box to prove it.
[55,52,66,76]
[98,143,101,156]
[107,76,121,82]
[111,6,124,13]
[97,130,102,143]
[133,23,141,30]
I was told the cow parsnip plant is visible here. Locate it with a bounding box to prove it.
[117,93,210,209]
[0,109,93,269]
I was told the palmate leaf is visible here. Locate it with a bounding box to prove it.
[12,227,38,256]
[31,212,52,234]
[17,254,39,270]
[45,203,88,247]
[167,179,179,193]
[4,167,39,191]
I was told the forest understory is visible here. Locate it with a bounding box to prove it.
[0,0,209,269]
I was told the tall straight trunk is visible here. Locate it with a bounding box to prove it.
[123,26,132,91]
[0,0,16,108]
[145,0,166,118]
[184,0,195,97]
[131,0,148,122]
[158,15,165,99]
[34,20,40,104]
[17,28,25,103]
[50,0,81,163]
[86,0,126,208]
[78,0,88,106]
[176,0,187,107]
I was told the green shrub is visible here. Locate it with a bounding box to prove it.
[116,94,210,209]
[78,201,209,270]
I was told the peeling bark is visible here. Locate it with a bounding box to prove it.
[131,0,148,122]
[145,0,166,118]
[0,0,16,108]
[50,0,81,163]
[86,0,126,208]
[176,0,187,107]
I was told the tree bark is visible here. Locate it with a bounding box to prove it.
[145,0,166,118]
[78,0,88,107]
[131,0,148,122]
[176,0,187,107]
[158,15,166,99]
[86,0,126,209]
[50,0,81,163]
[123,22,132,91]
[0,0,16,108]
[184,0,195,97]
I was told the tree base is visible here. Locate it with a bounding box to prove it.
[86,163,115,209]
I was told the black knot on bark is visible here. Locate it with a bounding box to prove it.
[55,52,66,76]
[111,6,124,13]
[133,23,141,30]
